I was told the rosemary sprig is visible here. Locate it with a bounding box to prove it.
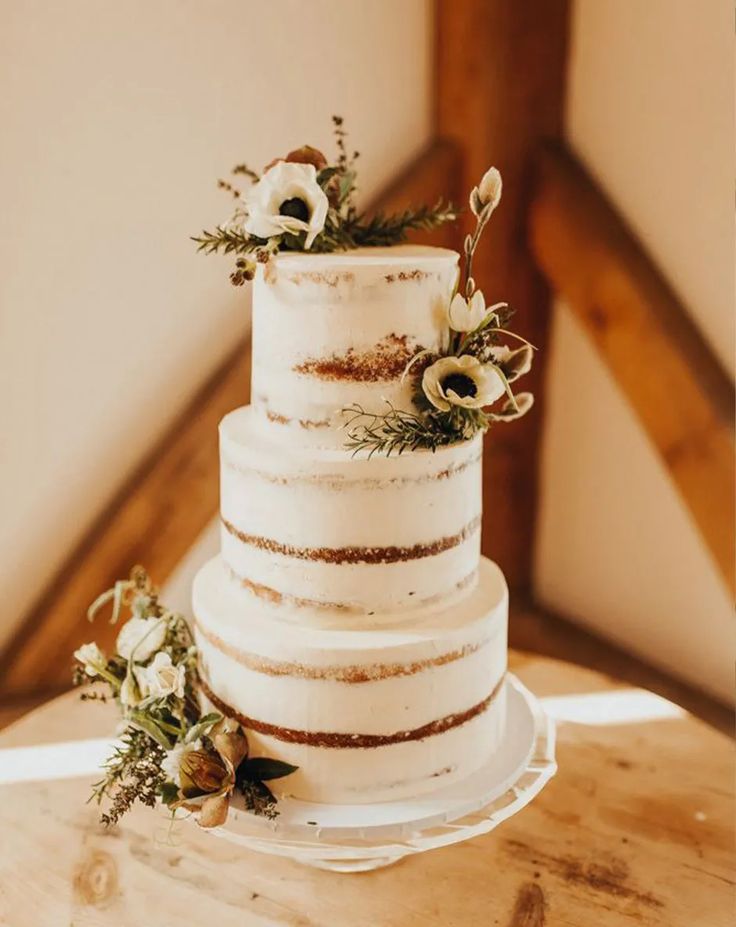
[192,226,257,256]
[90,727,166,827]
[349,200,459,247]
[342,402,488,457]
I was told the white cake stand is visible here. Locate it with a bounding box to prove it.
[206,674,556,872]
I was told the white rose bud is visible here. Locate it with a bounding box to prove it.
[140,652,186,700]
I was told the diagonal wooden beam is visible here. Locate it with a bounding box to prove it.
[528,142,735,596]
[364,138,464,248]
[0,345,251,696]
[0,140,462,698]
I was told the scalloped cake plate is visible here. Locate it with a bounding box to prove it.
[206,673,556,871]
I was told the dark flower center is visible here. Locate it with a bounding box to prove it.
[442,372,477,398]
[279,197,310,222]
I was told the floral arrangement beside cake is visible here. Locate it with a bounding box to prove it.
[73,117,534,829]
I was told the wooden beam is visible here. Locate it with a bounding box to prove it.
[0,142,461,698]
[0,344,251,696]
[366,139,464,249]
[529,142,735,596]
[436,0,571,591]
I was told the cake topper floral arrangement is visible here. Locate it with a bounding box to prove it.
[73,567,296,828]
[194,116,458,285]
[195,116,533,451]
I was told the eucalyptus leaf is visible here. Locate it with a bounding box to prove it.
[317,166,339,185]
[128,710,174,750]
[159,781,179,807]
[238,757,299,782]
[185,712,223,744]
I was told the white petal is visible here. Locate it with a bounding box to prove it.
[448,293,471,331]
[478,167,502,209]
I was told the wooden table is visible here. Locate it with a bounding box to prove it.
[0,652,732,926]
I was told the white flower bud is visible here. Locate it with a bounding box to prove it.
[477,166,502,213]
[448,289,487,332]
[116,617,167,663]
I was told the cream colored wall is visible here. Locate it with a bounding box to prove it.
[0,0,433,651]
[535,0,735,702]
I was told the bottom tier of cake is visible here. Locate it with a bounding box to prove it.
[192,557,508,804]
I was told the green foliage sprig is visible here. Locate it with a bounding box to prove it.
[73,567,297,829]
[342,402,481,457]
[193,116,458,283]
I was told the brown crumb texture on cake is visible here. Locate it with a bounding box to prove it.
[294,334,432,382]
[199,676,504,747]
[286,270,355,287]
[383,269,432,283]
[223,449,482,489]
[265,408,331,430]
[221,515,481,564]
[194,618,488,682]
[227,570,351,611]
[225,564,477,612]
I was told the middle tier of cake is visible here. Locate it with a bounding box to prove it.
[220,406,483,616]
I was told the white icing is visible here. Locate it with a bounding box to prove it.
[220,406,482,613]
[236,699,506,804]
[189,243,513,805]
[193,556,508,803]
[251,245,458,447]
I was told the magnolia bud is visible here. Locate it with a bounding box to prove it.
[180,750,228,797]
[477,167,502,212]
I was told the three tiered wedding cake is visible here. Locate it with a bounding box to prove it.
[74,122,535,828]
[192,247,509,803]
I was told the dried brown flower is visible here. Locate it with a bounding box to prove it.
[180,750,229,796]
[264,145,327,173]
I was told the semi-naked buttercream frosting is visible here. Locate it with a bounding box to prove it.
[192,245,510,804]
[194,556,507,803]
[251,245,458,445]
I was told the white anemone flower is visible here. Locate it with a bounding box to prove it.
[448,289,487,332]
[422,355,505,412]
[244,161,329,248]
[139,652,186,700]
[116,616,167,663]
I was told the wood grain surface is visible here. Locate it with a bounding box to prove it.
[0,342,251,697]
[0,653,732,926]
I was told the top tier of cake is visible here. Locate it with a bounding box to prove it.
[251,245,458,447]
